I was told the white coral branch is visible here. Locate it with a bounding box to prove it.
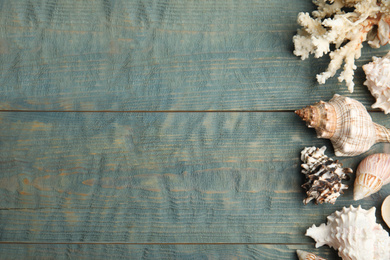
[293,0,390,92]
[312,0,344,19]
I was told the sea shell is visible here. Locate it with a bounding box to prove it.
[300,146,351,205]
[363,52,390,114]
[296,250,326,260]
[382,195,390,229]
[295,94,390,156]
[306,205,390,260]
[353,153,390,201]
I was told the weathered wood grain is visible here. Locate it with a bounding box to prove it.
[0,243,339,260]
[2,1,390,259]
[0,112,388,246]
[0,0,388,111]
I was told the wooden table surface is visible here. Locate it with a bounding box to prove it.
[1,1,390,259]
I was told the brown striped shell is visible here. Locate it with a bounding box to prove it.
[300,146,351,205]
[295,94,390,156]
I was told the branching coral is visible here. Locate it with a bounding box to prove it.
[293,0,390,92]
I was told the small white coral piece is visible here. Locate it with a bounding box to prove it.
[306,205,390,260]
[293,0,390,93]
[363,52,390,114]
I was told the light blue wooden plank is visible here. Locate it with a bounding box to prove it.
[0,112,388,245]
[0,244,339,260]
[1,198,388,244]
[0,0,387,110]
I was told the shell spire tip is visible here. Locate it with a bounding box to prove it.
[295,108,306,120]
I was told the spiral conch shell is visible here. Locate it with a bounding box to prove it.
[363,52,390,114]
[306,205,390,260]
[295,94,390,156]
[296,250,326,260]
[353,153,390,201]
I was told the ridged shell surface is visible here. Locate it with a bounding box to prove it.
[300,146,351,204]
[295,94,390,156]
[353,153,390,200]
[306,205,390,260]
[363,52,390,114]
[382,195,390,229]
[296,250,326,260]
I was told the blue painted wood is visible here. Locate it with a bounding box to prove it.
[0,244,340,259]
[1,0,390,259]
[0,0,388,111]
[0,112,388,249]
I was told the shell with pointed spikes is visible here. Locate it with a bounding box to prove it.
[306,205,390,260]
[296,250,327,260]
[363,52,390,114]
[353,153,390,201]
[300,146,352,205]
[295,94,390,156]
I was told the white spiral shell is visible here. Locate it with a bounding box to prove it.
[353,153,390,201]
[363,52,390,114]
[306,205,390,260]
